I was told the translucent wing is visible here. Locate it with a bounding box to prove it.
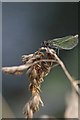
[47,35,78,50]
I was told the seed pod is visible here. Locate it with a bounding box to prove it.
[29,66,37,80]
[27,67,33,75]
[22,54,33,64]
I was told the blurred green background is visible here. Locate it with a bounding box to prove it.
[2,2,78,118]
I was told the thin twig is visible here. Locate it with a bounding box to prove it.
[53,52,80,95]
[2,59,57,74]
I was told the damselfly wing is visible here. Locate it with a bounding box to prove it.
[42,35,78,50]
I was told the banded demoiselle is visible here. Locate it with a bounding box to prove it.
[42,35,78,54]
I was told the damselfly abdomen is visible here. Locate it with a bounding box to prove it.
[42,35,78,51]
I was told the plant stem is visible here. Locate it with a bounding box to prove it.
[54,53,80,95]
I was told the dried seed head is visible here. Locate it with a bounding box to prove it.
[23,47,58,118]
[26,48,55,99]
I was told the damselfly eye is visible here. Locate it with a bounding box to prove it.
[46,42,49,46]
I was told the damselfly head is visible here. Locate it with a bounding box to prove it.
[41,41,50,47]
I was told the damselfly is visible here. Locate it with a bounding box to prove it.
[41,35,78,54]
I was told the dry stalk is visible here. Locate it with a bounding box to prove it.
[53,52,80,95]
[2,47,80,119]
